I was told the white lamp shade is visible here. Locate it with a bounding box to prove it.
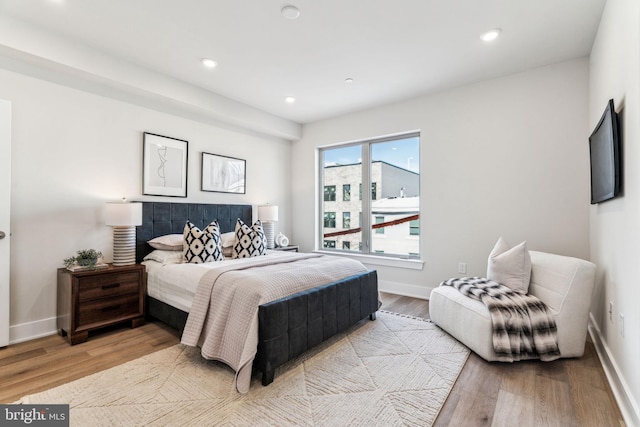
[105,202,142,226]
[258,205,279,222]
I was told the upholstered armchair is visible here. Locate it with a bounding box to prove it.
[429,251,596,361]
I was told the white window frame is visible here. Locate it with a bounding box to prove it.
[316,131,423,269]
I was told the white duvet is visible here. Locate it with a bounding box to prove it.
[142,251,310,312]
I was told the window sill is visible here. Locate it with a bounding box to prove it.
[313,250,424,270]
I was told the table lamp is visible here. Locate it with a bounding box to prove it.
[258,204,278,249]
[105,200,142,266]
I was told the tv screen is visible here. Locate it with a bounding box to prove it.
[589,99,620,204]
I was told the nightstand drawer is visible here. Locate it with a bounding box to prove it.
[78,272,141,302]
[78,294,140,326]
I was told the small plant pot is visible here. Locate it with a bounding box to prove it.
[76,258,97,267]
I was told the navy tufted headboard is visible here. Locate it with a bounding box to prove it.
[135,202,252,262]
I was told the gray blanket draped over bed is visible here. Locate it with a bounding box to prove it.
[181,253,369,393]
[440,276,560,362]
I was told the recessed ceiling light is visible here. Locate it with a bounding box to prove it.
[480,28,501,42]
[281,5,300,19]
[201,58,217,68]
[345,78,354,83]
[285,96,296,104]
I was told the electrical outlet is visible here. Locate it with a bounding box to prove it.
[609,302,613,321]
[458,262,467,274]
[619,313,624,338]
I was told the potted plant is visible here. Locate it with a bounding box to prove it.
[63,249,103,269]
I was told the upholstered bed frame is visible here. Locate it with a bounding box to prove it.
[136,202,379,386]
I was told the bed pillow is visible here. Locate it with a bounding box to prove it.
[222,246,233,258]
[221,231,236,248]
[148,234,183,251]
[232,219,267,259]
[487,236,531,294]
[183,220,224,263]
[143,250,184,265]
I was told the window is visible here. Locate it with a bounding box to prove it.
[324,240,336,248]
[320,132,420,259]
[324,185,336,201]
[410,219,420,236]
[375,216,385,234]
[358,183,377,201]
[343,184,351,201]
[324,212,336,228]
[343,212,351,229]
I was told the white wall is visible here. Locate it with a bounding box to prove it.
[293,58,590,299]
[589,0,640,423]
[1,68,292,343]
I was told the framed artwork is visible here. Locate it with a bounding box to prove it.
[201,152,246,194]
[142,132,188,197]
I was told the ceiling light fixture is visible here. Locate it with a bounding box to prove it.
[201,58,217,68]
[281,5,300,19]
[285,96,296,104]
[480,28,501,42]
[345,78,354,83]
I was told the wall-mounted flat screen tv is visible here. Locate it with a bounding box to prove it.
[589,99,621,204]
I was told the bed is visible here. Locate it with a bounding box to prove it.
[136,202,379,392]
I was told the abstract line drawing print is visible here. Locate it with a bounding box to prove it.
[149,143,183,188]
[157,145,167,187]
[143,132,188,197]
[201,152,246,194]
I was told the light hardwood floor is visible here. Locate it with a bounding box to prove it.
[381,292,625,427]
[0,292,625,426]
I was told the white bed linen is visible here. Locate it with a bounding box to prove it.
[142,251,300,312]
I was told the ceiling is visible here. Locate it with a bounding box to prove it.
[0,0,605,125]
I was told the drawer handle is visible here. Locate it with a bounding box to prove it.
[102,304,121,311]
[102,283,120,290]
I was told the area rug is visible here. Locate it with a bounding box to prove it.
[18,311,469,426]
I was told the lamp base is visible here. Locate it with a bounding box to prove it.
[112,226,136,266]
[263,222,275,249]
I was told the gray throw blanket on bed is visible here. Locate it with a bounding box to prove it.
[440,277,560,362]
[181,253,369,393]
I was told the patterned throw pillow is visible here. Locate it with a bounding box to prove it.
[183,220,224,263]
[232,219,267,259]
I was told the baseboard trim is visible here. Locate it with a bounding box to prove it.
[10,316,58,345]
[378,279,430,300]
[588,313,640,427]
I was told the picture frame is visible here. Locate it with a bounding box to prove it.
[142,132,188,197]
[201,152,246,194]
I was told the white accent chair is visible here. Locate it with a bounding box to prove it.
[429,251,596,361]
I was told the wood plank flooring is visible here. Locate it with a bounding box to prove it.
[381,292,625,427]
[0,292,625,426]
[0,322,180,403]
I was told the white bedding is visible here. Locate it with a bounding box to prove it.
[142,250,303,312]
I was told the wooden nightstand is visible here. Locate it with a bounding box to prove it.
[57,264,146,345]
[273,245,299,252]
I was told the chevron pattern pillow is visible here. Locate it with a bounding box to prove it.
[183,220,224,263]
[232,219,267,259]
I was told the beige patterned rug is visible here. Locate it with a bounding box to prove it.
[19,311,469,426]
